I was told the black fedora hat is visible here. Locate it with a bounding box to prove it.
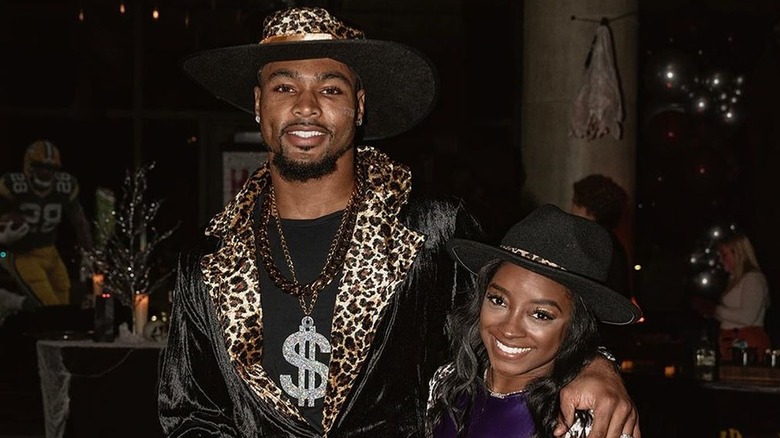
[181,7,438,141]
[447,204,641,325]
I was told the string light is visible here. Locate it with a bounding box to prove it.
[71,0,199,28]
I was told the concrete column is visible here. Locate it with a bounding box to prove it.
[521,0,638,253]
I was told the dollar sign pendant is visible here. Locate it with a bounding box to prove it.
[281,316,331,407]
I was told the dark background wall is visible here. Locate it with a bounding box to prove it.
[635,1,780,346]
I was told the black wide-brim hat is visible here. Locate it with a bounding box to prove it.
[447,204,642,325]
[181,7,438,141]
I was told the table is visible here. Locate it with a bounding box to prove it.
[36,339,165,438]
[623,371,780,437]
[703,380,780,394]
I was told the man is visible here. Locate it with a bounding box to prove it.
[570,174,631,298]
[0,139,93,307]
[571,174,636,363]
[159,7,640,438]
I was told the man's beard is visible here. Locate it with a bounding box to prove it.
[272,144,352,182]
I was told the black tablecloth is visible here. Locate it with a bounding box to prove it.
[37,339,165,438]
[623,371,780,437]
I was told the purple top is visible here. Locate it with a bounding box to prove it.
[432,390,536,438]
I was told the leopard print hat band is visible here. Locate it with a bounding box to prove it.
[259,7,365,43]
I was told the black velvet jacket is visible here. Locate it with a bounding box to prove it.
[158,147,483,437]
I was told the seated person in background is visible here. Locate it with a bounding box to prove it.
[692,231,771,363]
[427,204,642,438]
[0,139,93,307]
[570,174,630,298]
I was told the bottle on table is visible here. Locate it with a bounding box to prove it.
[695,329,717,381]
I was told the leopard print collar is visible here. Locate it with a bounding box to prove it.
[201,146,425,432]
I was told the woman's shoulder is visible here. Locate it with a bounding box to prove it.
[736,271,769,297]
[429,362,456,393]
[741,271,768,287]
[427,362,456,411]
[432,362,455,381]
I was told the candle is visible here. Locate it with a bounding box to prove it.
[92,273,104,296]
[134,293,149,337]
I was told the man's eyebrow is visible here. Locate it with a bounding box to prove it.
[318,71,352,84]
[265,69,352,85]
[266,69,298,81]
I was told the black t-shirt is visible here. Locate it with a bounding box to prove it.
[255,205,342,433]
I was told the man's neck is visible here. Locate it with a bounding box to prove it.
[270,168,355,220]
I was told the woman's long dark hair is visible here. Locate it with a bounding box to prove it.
[427,260,602,437]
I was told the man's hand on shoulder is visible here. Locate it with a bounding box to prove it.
[555,355,640,438]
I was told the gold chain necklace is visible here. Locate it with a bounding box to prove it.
[256,174,362,316]
[483,367,525,399]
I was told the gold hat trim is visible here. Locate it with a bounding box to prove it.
[260,33,337,44]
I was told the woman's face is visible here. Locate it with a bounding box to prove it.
[479,262,573,394]
[718,244,736,274]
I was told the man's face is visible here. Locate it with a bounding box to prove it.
[570,202,593,221]
[254,58,365,182]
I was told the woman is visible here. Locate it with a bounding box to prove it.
[713,232,771,363]
[427,204,642,438]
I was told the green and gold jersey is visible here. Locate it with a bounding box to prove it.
[0,171,81,252]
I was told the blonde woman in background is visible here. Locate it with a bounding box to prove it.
[697,232,772,363]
